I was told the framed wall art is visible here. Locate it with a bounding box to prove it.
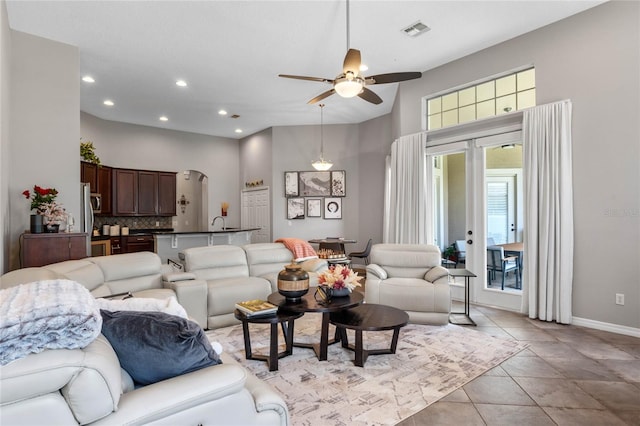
[324,197,342,219]
[298,171,331,196]
[284,171,299,197]
[330,170,346,196]
[287,198,305,219]
[306,198,322,217]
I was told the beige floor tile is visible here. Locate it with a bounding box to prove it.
[481,365,509,377]
[572,342,637,361]
[597,359,640,382]
[440,388,470,403]
[502,327,557,342]
[475,404,555,426]
[615,410,640,425]
[544,357,622,381]
[463,376,536,406]
[574,380,640,411]
[617,344,640,358]
[542,407,628,426]
[499,356,563,378]
[546,328,604,344]
[491,317,537,328]
[410,402,485,426]
[513,377,605,409]
[474,326,515,339]
[585,329,640,346]
[527,341,589,359]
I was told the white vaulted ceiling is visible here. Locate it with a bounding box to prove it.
[6,1,605,139]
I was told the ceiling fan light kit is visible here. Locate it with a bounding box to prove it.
[334,75,364,98]
[312,104,332,171]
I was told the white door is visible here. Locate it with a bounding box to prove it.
[428,131,524,312]
[241,187,270,243]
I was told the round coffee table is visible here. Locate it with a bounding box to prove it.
[329,304,409,367]
[268,290,364,361]
[234,309,303,371]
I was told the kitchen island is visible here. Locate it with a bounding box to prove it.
[154,228,259,265]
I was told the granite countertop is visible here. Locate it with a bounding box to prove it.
[92,228,259,241]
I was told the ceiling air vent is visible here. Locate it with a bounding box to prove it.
[402,21,430,37]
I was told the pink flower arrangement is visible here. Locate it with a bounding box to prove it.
[317,264,362,292]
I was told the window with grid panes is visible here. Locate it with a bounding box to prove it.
[427,68,535,130]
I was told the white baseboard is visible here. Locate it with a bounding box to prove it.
[572,316,640,338]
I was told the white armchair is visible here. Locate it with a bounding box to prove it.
[365,244,451,325]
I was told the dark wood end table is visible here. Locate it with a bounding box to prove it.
[268,290,364,361]
[329,304,409,367]
[234,309,303,371]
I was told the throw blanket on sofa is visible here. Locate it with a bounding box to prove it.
[0,279,102,365]
[276,238,318,262]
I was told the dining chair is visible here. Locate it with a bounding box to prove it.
[348,238,372,265]
[487,246,521,290]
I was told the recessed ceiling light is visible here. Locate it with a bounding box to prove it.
[176,80,187,87]
[103,100,114,106]
[235,129,242,134]
[218,110,227,116]
[159,116,168,121]
[82,76,95,83]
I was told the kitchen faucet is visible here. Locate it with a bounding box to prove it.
[211,216,226,230]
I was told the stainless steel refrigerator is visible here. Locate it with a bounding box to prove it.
[80,183,93,256]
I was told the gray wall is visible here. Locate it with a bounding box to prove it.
[80,112,241,229]
[1,0,11,272]
[7,29,79,270]
[393,1,640,329]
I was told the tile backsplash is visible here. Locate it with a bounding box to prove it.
[94,216,173,232]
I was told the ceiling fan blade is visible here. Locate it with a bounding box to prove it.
[307,89,336,104]
[358,87,383,105]
[343,48,361,74]
[365,72,422,85]
[279,74,333,84]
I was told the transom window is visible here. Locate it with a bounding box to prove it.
[427,68,536,130]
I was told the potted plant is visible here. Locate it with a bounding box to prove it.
[22,185,64,233]
[442,244,457,262]
[80,140,101,165]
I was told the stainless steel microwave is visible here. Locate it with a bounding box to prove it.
[90,193,102,213]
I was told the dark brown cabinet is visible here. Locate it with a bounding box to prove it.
[81,161,98,192]
[112,168,176,217]
[124,235,155,253]
[97,165,112,215]
[81,162,113,216]
[114,169,138,215]
[137,171,158,215]
[21,233,88,267]
[158,172,177,216]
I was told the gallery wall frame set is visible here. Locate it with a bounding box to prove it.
[286,196,342,220]
[284,170,346,197]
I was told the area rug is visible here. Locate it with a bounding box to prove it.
[207,314,528,426]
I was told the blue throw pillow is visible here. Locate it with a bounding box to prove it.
[100,310,222,386]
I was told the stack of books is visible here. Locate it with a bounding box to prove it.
[235,299,278,317]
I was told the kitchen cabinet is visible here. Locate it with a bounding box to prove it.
[158,172,177,216]
[137,171,158,215]
[97,165,112,215]
[124,235,155,253]
[113,168,176,217]
[81,161,98,192]
[114,169,138,215]
[21,232,88,267]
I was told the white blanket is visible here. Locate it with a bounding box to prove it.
[0,279,102,365]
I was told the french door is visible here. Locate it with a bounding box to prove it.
[427,130,524,311]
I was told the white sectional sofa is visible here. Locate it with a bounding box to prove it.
[0,249,296,426]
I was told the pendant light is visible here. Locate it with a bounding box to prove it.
[311,104,333,171]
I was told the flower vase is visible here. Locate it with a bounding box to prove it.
[30,214,44,234]
[45,223,60,233]
[331,287,351,297]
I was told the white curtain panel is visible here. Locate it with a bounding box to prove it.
[522,100,574,324]
[383,133,427,244]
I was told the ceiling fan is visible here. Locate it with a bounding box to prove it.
[279,0,422,105]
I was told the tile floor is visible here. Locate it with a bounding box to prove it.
[397,303,640,426]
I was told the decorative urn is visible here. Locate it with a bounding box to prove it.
[277,263,309,302]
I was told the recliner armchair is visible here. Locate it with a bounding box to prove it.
[365,244,451,325]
